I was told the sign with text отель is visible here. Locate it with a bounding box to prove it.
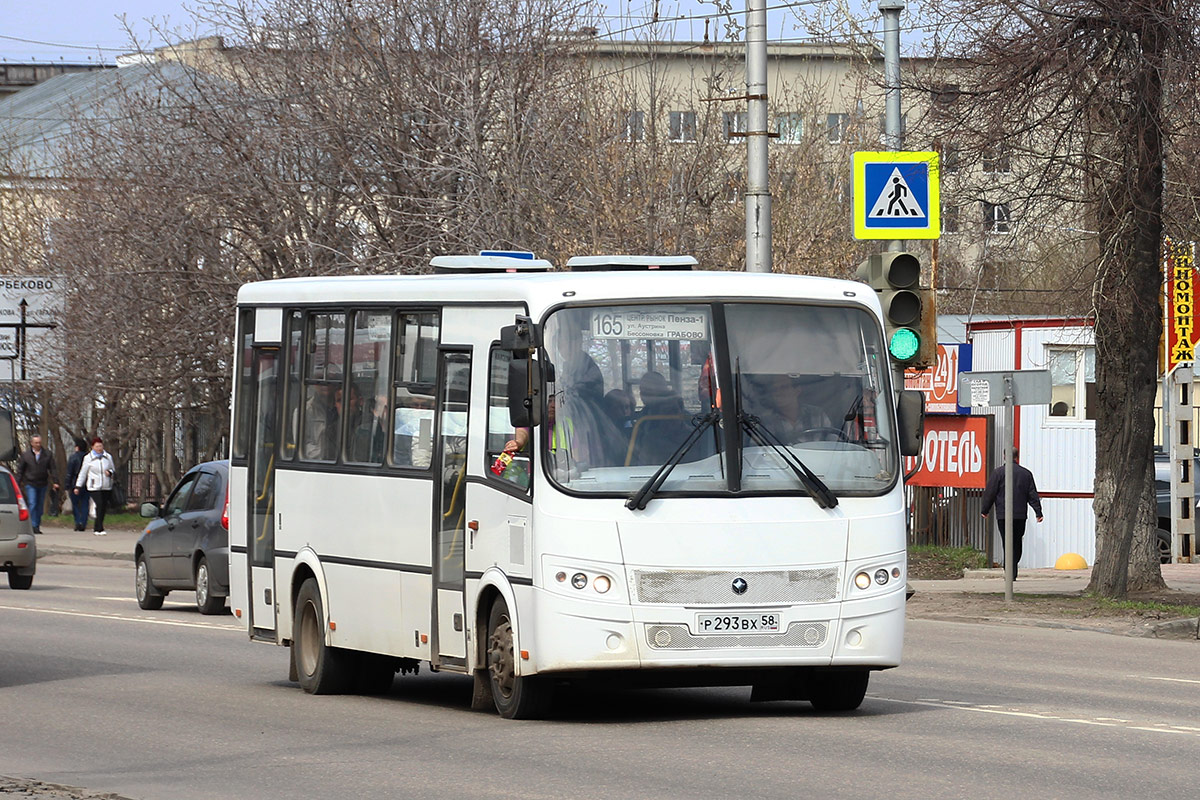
[903,416,989,489]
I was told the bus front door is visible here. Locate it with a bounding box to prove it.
[248,347,279,634]
[432,349,471,669]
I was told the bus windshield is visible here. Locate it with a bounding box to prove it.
[540,302,897,497]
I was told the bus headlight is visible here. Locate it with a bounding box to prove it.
[854,572,872,590]
[571,572,588,590]
[593,575,611,593]
[874,569,889,585]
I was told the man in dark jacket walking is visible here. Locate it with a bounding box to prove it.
[64,438,89,532]
[980,448,1043,579]
[16,434,60,535]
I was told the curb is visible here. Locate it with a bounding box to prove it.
[911,611,1200,640]
[1136,616,1200,639]
[910,612,1132,636]
[38,545,133,562]
[960,568,1086,580]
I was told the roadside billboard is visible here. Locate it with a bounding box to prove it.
[904,415,990,489]
[904,343,972,414]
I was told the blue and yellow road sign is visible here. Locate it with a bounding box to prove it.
[852,151,940,240]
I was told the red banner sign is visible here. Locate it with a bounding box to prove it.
[1166,239,1198,370]
[904,415,989,489]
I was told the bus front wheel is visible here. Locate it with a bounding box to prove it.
[486,598,552,719]
[293,578,351,694]
[808,669,869,712]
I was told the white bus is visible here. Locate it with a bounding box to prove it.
[228,254,924,718]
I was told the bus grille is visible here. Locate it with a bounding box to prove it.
[633,568,839,605]
[645,622,829,650]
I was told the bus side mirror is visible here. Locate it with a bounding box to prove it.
[897,390,925,457]
[500,315,541,358]
[0,409,14,462]
[508,359,542,428]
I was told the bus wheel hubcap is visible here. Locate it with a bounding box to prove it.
[488,618,516,697]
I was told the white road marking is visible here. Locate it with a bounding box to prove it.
[1132,676,1200,685]
[0,603,238,631]
[870,696,1200,739]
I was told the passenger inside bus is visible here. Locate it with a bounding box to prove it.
[629,371,694,466]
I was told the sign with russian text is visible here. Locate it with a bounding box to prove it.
[1165,239,1198,370]
[904,343,972,414]
[904,416,989,489]
[589,309,708,340]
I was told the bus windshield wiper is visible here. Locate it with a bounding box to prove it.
[739,413,838,509]
[626,412,721,511]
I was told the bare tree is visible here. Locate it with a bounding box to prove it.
[907,1,1200,595]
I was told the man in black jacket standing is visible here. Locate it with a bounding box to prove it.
[16,434,60,535]
[980,448,1043,580]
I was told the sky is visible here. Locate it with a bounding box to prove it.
[3,1,921,64]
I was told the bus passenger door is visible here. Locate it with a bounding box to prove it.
[433,349,471,668]
[248,347,279,634]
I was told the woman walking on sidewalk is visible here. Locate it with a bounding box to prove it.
[74,438,114,535]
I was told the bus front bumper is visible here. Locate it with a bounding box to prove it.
[522,586,904,675]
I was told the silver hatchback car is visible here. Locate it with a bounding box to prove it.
[0,464,36,589]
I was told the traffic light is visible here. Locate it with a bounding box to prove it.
[856,251,936,369]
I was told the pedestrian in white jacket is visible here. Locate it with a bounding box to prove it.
[74,438,115,535]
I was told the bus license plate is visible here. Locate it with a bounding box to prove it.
[695,612,781,634]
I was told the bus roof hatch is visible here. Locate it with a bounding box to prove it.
[565,255,697,272]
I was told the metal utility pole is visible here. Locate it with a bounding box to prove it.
[745,0,771,273]
[879,0,905,254]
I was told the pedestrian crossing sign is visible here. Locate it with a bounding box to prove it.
[852,151,940,239]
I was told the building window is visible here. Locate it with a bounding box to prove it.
[941,144,960,174]
[776,112,803,144]
[668,110,697,142]
[943,204,960,233]
[724,172,742,204]
[723,111,747,142]
[621,110,645,142]
[982,147,1011,173]
[930,83,961,108]
[826,113,849,143]
[1047,346,1096,421]
[984,202,1012,234]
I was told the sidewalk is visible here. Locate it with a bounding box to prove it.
[34,517,142,561]
[911,563,1200,596]
[35,517,1200,596]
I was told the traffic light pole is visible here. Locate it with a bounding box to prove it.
[880,0,905,257]
[745,0,772,273]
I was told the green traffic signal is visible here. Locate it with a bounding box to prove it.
[888,328,920,362]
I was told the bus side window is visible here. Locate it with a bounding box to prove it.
[391,311,439,469]
[300,312,346,462]
[280,310,302,461]
[344,309,393,465]
[485,347,530,488]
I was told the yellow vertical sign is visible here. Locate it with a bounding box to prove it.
[1166,239,1198,370]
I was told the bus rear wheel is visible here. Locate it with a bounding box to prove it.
[808,669,869,712]
[486,598,552,719]
[293,578,351,694]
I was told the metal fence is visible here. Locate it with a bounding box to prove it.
[906,485,993,564]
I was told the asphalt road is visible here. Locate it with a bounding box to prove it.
[2,558,1198,800]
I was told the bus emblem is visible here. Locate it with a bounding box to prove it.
[731,577,748,595]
